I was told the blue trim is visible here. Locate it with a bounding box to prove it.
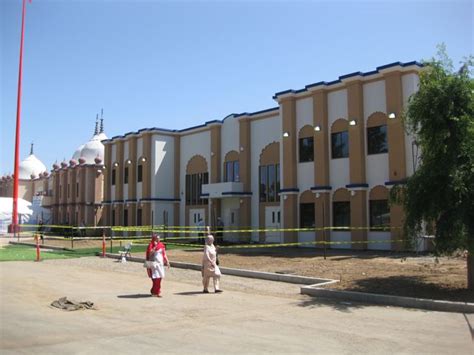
[311,185,332,191]
[384,179,408,186]
[140,197,181,202]
[345,183,369,189]
[273,61,422,99]
[125,199,137,202]
[112,200,124,203]
[222,191,253,196]
[278,188,300,193]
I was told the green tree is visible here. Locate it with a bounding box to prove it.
[392,46,474,289]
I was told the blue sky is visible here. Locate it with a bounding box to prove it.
[0,0,472,174]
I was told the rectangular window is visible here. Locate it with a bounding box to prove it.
[259,166,267,202]
[331,131,349,159]
[299,137,314,162]
[275,164,280,202]
[268,164,275,202]
[185,175,191,204]
[137,165,143,183]
[367,125,388,155]
[370,200,390,230]
[300,203,315,228]
[112,169,116,186]
[333,201,350,230]
[112,210,116,227]
[185,172,209,206]
[123,209,128,227]
[137,208,142,226]
[124,167,129,184]
[225,161,233,182]
[76,182,79,198]
[234,161,240,182]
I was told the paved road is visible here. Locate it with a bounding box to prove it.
[0,257,472,354]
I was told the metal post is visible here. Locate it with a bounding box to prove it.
[322,196,326,260]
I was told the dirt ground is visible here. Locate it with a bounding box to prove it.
[17,238,473,303]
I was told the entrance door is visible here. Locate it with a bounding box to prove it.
[189,208,205,241]
[265,206,281,243]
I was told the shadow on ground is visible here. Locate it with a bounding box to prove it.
[117,294,152,299]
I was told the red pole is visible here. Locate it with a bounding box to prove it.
[35,234,41,262]
[12,0,29,238]
[102,232,106,257]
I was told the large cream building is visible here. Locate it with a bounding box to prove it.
[102,61,422,250]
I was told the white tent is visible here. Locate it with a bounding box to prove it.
[0,197,33,234]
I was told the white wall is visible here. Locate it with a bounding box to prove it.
[328,89,349,189]
[330,231,351,249]
[179,130,211,225]
[221,197,241,242]
[298,231,315,247]
[250,114,281,235]
[296,96,315,192]
[151,201,174,227]
[221,117,239,181]
[402,73,420,177]
[367,231,391,250]
[363,80,386,118]
[366,155,389,187]
[152,135,175,198]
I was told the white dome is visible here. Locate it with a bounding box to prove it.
[19,154,47,179]
[72,144,85,160]
[79,135,104,164]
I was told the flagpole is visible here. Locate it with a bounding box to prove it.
[12,0,29,239]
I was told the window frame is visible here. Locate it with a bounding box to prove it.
[333,201,350,230]
[299,136,314,163]
[300,202,315,228]
[331,131,349,159]
[367,125,388,155]
[369,199,390,231]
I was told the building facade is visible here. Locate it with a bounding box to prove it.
[102,61,422,250]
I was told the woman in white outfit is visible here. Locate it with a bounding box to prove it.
[202,235,222,293]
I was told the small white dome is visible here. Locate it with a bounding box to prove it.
[72,144,85,160]
[80,135,104,164]
[19,154,47,179]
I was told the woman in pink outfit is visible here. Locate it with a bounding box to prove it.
[202,235,222,293]
[145,234,170,297]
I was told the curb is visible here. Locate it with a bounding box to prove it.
[104,253,335,285]
[301,286,474,314]
[9,241,73,252]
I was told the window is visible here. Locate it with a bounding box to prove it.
[137,164,143,183]
[185,172,209,206]
[367,125,388,155]
[299,137,314,162]
[333,201,350,230]
[67,184,70,198]
[224,161,240,182]
[300,203,315,228]
[259,164,280,203]
[124,167,129,184]
[123,209,128,227]
[112,169,116,186]
[331,131,349,159]
[76,182,79,198]
[112,210,116,226]
[259,166,267,202]
[137,208,142,226]
[370,200,390,230]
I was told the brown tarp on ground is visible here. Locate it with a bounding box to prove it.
[50,297,97,311]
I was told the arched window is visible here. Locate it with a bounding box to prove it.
[223,151,240,182]
[298,125,314,163]
[367,112,388,155]
[332,188,350,230]
[299,190,315,227]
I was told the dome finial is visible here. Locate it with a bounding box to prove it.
[30,142,34,155]
[100,108,104,133]
[94,114,99,135]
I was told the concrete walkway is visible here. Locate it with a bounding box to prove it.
[1,257,472,354]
